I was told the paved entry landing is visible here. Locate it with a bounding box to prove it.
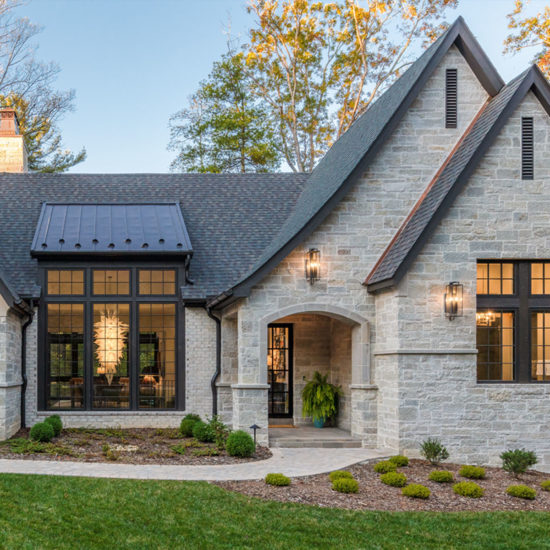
[269,426,362,448]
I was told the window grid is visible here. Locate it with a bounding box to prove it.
[476,262,514,295]
[47,270,84,296]
[93,270,130,295]
[138,270,176,295]
[476,310,515,381]
[531,311,550,381]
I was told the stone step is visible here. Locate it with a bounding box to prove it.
[269,438,363,448]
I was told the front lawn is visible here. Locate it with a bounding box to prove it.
[0,474,548,549]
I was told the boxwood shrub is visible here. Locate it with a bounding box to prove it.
[44,415,62,437]
[29,422,55,443]
[328,470,353,482]
[226,430,255,457]
[380,472,407,487]
[453,481,484,498]
[332,478,359,494]
[402,484,431,499]
[459,465,486,479]
[192,421,216,443]
[389,455,409,467]
[506,484,536,500]
[541,480,550,492]
[373,460,397,474]
[428,470,454,483]
[265,473,291,486]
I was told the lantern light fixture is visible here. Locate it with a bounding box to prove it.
[444,281,463,320]
[305,248,320,284]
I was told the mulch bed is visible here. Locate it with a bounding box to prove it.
[0,428,271,465]
[216,459,550,511]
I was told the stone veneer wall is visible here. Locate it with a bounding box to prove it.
[230,45,487,444]
[0,299,23,439]
[25,306,217,429]
[383,92,550,468]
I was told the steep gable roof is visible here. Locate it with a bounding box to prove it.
[366,66,550,291]
[208,17,504,308]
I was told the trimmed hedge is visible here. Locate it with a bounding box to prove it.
[332,478,359,494]
[402,484,431,499]
[328,470,353,482]
[29,422,54,443]
[373,460,397,474]
[506,485,536,500]
[428,470,454,483]
[192,421,216,443]
[44,415,62,437]
[226,430,255,458]
[459,465,486,479]
[265,473,291,486]
[388,455,409,467]
[380,472,407,487]
[453,481,484,498]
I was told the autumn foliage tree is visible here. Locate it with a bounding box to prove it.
[504,0,550,78]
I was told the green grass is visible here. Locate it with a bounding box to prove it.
[0,474,548,549]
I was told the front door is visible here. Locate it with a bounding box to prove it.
[267,324,293,418]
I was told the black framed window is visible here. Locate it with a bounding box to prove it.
[267,324,293,418]
[41,265,183,410]
[477,260,550,383]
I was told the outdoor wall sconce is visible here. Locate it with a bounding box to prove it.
[444,281,463,320]
[305,248,320,284]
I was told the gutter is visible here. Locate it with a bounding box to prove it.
[205,306,221,416]
[20,299,35,429]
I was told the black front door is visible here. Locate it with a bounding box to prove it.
[267,324,293,418]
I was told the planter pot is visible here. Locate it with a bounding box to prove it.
[313,417,325,428]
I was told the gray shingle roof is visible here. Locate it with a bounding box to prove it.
[208,17,504,306]
[367,67,545,290]
[0,173,307,299]
[31,203,192,256]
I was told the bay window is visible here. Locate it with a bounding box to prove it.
[42,267,182,410]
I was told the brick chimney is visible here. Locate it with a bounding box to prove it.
[0,108,28,172]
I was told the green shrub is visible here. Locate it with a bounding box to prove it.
[265,473,291,486]
[328,470,353,482]
[402,484,431,499]
[180,419,198,437]
[428,470,454,483]
[208,416,231,449]
[226,430,255,458]
[44,415,62,437]
[192,421,216,443]
[192,448,220,457]
[506,484,536,500]
[459,465,486,479]
[453,481,484,498]
[420,438,449,466]
[29,422,54,443]
[332,478,359,493]
[500,449,538,477]
[101,443,119,461]
[184,413,201,422]
[380,472,407,487]
[388,455,409,467]
[541,480,550,492]
[373,460,397,474]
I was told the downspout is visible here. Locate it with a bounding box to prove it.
[20,299,35,429]
[206,306,221,416]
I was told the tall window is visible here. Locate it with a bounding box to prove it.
[477,261,550,383]
[43,267,181,410]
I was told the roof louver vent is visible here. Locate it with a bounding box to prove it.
[445,68,457,129]
[522,117,534,180]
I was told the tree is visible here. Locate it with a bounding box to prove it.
[0,2,85,172]
[504,0,550,78]
[243,0,457,172]
[169,51,281,173]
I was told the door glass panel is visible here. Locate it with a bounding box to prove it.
[138,303,176,408]
[47,304,84,409]
[92,304,130,408]
[267,325,292,417]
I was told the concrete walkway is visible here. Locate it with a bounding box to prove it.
[0,447,390,481]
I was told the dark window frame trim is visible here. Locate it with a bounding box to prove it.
[46,267,86,297]
[91,269,132,297]
[477,260,550,384]
[38,262,185,412]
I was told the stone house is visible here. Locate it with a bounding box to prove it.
[0,17,550,467]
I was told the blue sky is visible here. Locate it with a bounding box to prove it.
[15,0,549,173]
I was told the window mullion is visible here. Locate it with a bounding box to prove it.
[518,262,531,383]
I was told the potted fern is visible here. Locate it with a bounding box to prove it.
[301,371,342,428]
